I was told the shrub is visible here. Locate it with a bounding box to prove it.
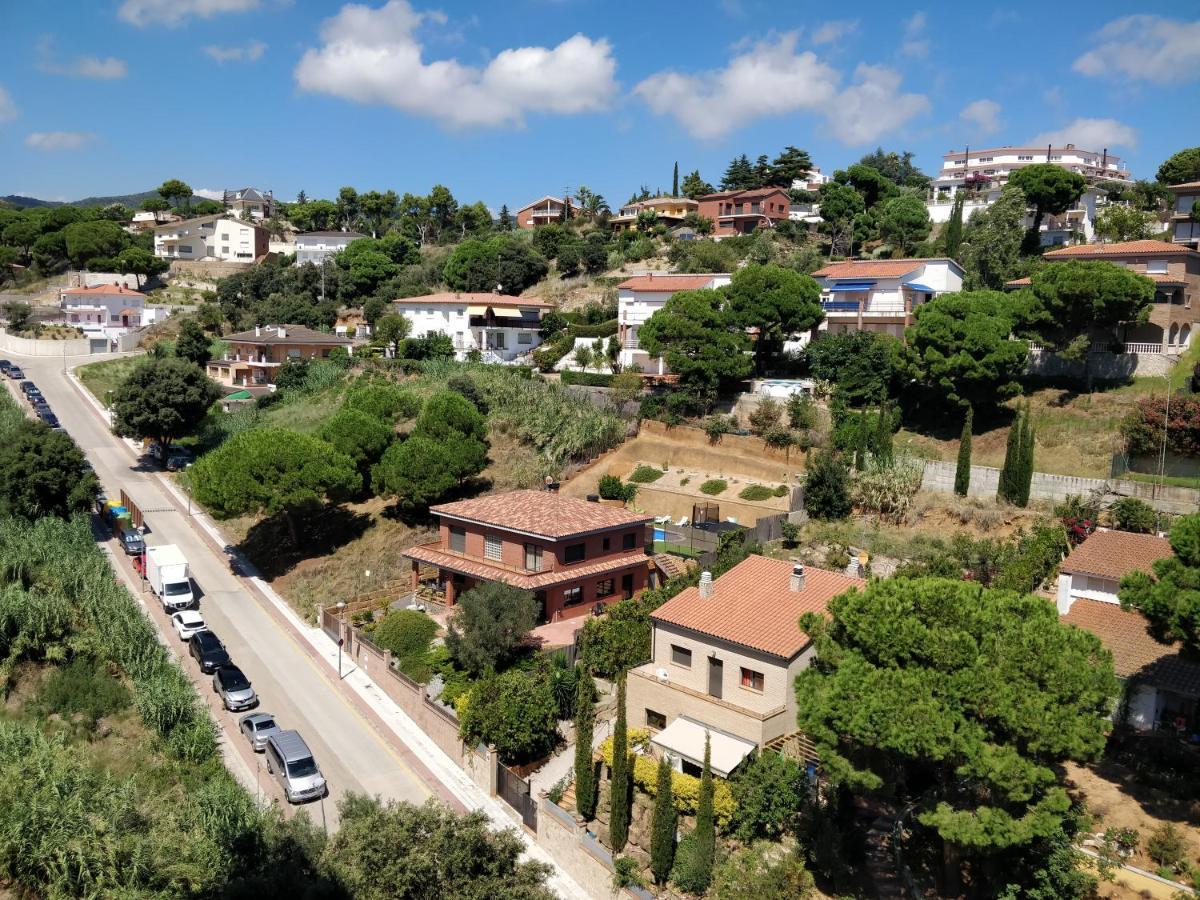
[700,479,728,496]
[1147,822,1187,871]
[560,370,615,387]
[35,656,131,731]
[730,751,808,842]
[1123,395,1200,458]
[704,414,735,443]
[598,474,636,503]
[344,382,422,422]
[371,610,438,682]
[612,856,645,890]
[1110,497,1157,534]
[710,841,815,899]
[458,669,559,765]
[568,319,619,339]
[852,457,924,523]
[804,451,851,520]
[774,484,789,496]
[747,398,783,435]
[780,520,800,547]
[671,831,711,895]
[628,465,665,483]
[787,392,817,431]
[445,583,537,675]
[598,731,736,825]
[738,484,774,502]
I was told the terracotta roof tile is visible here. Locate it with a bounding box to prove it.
[224,324,352,346]
[430,490,652,540]
[1044,240,1197,258]
[1006,276,1033,287]
[651,555,864,659]
[1063,599,1200,696]
[62,283,145,297]
[811,259,926,279]
[1060,529,1172,580]
[404,542,649,590]
[1008,273,1184,287]
[616,274,727,292]
[652,553,695,580]
[1169,181,1200,191]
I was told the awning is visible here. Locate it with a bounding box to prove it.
[650,716,757,779]
[225,390,252,400]
[490,307,523,318]
[828,281,875,292]
[466,305,488,315]
[903,282,936,292]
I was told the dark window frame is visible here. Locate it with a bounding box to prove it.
[564,543,586,564]
[671,644,692,668]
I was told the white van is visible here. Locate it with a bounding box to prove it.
[265,730,327,803]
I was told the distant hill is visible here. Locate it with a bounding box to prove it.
[1,190,210,209]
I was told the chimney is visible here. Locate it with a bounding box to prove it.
[255,324,261,337]
[278,326,286,338]
[698,571,714,599]
[790,564,806,593]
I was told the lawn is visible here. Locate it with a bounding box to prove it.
[77,355,144,406]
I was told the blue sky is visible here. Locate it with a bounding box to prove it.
[0,0,1197,209]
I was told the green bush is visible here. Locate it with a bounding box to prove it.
[598,474,637,503]
[773,484,789,497]
[560,370,615,387]
[671,831,711,894]
[804,451,851,520]
[700,479,728,496]
[568,319,619,339]
[531,333,575,371]
[458,668,559,765]
[1110,497,1157,534]
[344,382,422,422]
[35,656,131,731]
[371,610,438,683]
[1147,822,1186,871]
[738,484,774,502]
[629,465,666,483]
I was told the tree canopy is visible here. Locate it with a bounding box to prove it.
[1008,164,1086,236]
[723,264,823,374]
[1157,147,1200,186]
[111,358,221,459]
[1120,514,1200,654]
[962,185,1028,290]
[1017,260,1154,356]
[875,194,932,255]
[444,582,539,675]
[174,319,212,368]
[0,420,99,521]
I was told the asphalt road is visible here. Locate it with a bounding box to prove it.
[8,354,434,831]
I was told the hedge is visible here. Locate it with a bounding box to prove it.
[738,484,774,502]
[561,370,615,387]
[700,479,728,496]
[629,465,666,483]
[568,319,619,339]
[600,730,735,826]
[532,333,575,371]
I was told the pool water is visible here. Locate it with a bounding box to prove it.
[653,527,667,541]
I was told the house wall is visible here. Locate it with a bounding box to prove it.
[223,339,344,364]
[395,303,543,361]
[516,200,567,229]
[698,190,791,236]
[617,277,731,370]
[1056,572,1120,613]
[155,217,265,262]
[295,237,357,265]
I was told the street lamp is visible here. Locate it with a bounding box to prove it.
[336,601,347,678]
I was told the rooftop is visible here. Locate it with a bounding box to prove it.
[1063,599,1200,697]
[1169,182,1200,191]
[430,489,652,539]
[392,292,555,309]
[698,187,789,201]
[651,555,864,659]
[1044,240,1198,259]
[811,258,962,279]
[62,283,145,298]
[224,324,353,346]
[1006,272,1188,288]
[617,274,728,292]
[405,542,649,591]
[1060,529,1172,581]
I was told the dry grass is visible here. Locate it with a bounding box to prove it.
[77,356,144,405]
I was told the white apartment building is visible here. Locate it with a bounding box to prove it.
[60,282,146,338]
[223,187,275,220]
[391,293,553,363]
[616,273,731,374]
[810,258,964,340]
[295,231,365,266]
[153,214,268,262]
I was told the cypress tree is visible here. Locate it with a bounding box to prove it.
[954,405,973,497]
[497,204,511,231]
[944,192,964,259]
[1016,402,1035,508]
[997,405,1023,505]
[672,161,679,197]
[609,674,631,852]
[650,754,676,884]
[693,732,716,892]
[854,406,869,470]
[573,669,598,820]
[873,397,893,466]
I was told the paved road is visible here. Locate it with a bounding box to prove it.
[10,355,435,830]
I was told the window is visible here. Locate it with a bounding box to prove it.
[622,573,635,598]
[671,645,692,667]
[1018,155,1033,161]
[646,709,666,730]
[977,156,993,163]
[741,668,765,691]
[1147,260,1168,274]
[564,543,586,563]
[602,537,611,551]
[288,348,301,358]
[220,233,230,241]
[449,527,466,553]
[518,333,532,345]
[484,534,502,561]
[596,578,614,598]
[1050,155,1062,161]
[562,586,584,607]
[622,532,637,550]
[524,543,543,572]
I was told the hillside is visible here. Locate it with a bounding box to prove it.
[1,190,210,209]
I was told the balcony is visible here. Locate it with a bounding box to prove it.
[821,298,907,317]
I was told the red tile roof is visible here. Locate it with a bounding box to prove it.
[392,292,555,308]
[1060,529,1172,580]
[1169,181,1200,191]
[430,490,652,539]
[1006,277,1033,287]
[62,283,145,297]
[224,324,352,346]
[1008,273,1186,287]
[404,542,649,590]
[1063,599,1200,696]
[811,259,925,279]
[1044,240,1198,258]
[616,274,726,292]
[651,555,864,659]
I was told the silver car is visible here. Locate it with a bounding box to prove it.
[213,665,257,711]
[238,712,280,752]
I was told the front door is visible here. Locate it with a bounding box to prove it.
[708,657,723,699]
[533,591,546,622]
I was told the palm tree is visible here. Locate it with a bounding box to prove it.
[574,186,611,220]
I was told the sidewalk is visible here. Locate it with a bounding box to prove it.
[67,367,592,900]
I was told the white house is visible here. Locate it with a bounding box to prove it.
[810,258,964,339]
[60,282,146,338]
[616,273,731,374]
[391,293,554,363]
[153,214,269,262]
[1055,529,1172,613]
[223,187,275,220]
[295,231,365,266]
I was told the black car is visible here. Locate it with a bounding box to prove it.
[19,381,40,398]
[0,360,10,373]
[39,412,61,429]
[189,630,232,673]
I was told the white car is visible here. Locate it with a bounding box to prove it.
[171,610,207,641]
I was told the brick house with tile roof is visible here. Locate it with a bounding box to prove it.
[206,324,353,387]
[626,555,863,772]
[403,489,654,623]
[1169,181,1200,249]
[696,188,791,236]
[1057,528,1200,732]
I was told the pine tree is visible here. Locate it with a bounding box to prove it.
[1016,402,1035,508]
[609,674,631,852]
[720,155,754,191]
[573,669,598,820]
[672,161,679,197]
[694,732,716,892]
[296,189,307,205]
[954,405,973,497]
[650,754,676,884]
[873,397,893,466]
[944,192,964,259]
[498,204,512,231]
[997,405,1023,505]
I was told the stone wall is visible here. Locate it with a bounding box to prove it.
[167,259,254,283]
[1027,347,1174,380]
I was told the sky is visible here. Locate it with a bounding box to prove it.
[0,0,1197,210]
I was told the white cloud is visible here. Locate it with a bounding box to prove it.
[904,11,927,35]
[635,31,839,139]
[203,41,267,63]
[960,99,1001,135]
[118,0,260,27]
[900,11,928,58]
[36,37,127,80]
[811,19,858,45]
[0,86,16,123]
[25,131,95,151]
[1028,117,1138,150]
[1073,15,1200,84]
[827,64,930,144]
[294,1,617,129]
[193,188,225,200]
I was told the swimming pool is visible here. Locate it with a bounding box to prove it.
[654,528,684,543]
[754,378,814,399]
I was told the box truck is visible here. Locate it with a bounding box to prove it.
[145,545,194,610]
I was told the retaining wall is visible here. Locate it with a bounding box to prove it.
[0,328,93,356]
[1027,347,1174,379]
[537,798,651,900]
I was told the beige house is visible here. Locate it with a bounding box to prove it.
[206,324,352,387]
[626,555,863,777]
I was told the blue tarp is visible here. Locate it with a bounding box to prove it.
[904,282,936,292]
[827,281,875,292]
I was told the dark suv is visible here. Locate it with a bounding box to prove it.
[189,630,232,673]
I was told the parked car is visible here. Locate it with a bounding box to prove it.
[39,412,61,429]
[6,366,22,380]
[165,448,194,471]
[171,610,207,642]
[0,360,10,374]
[189,630,231,673]
[239,712,281,752]
[19,381,41,398]
[213,665,257,711]
[265,731,327,803]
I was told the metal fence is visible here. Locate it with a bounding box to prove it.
[496,760,538,830]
